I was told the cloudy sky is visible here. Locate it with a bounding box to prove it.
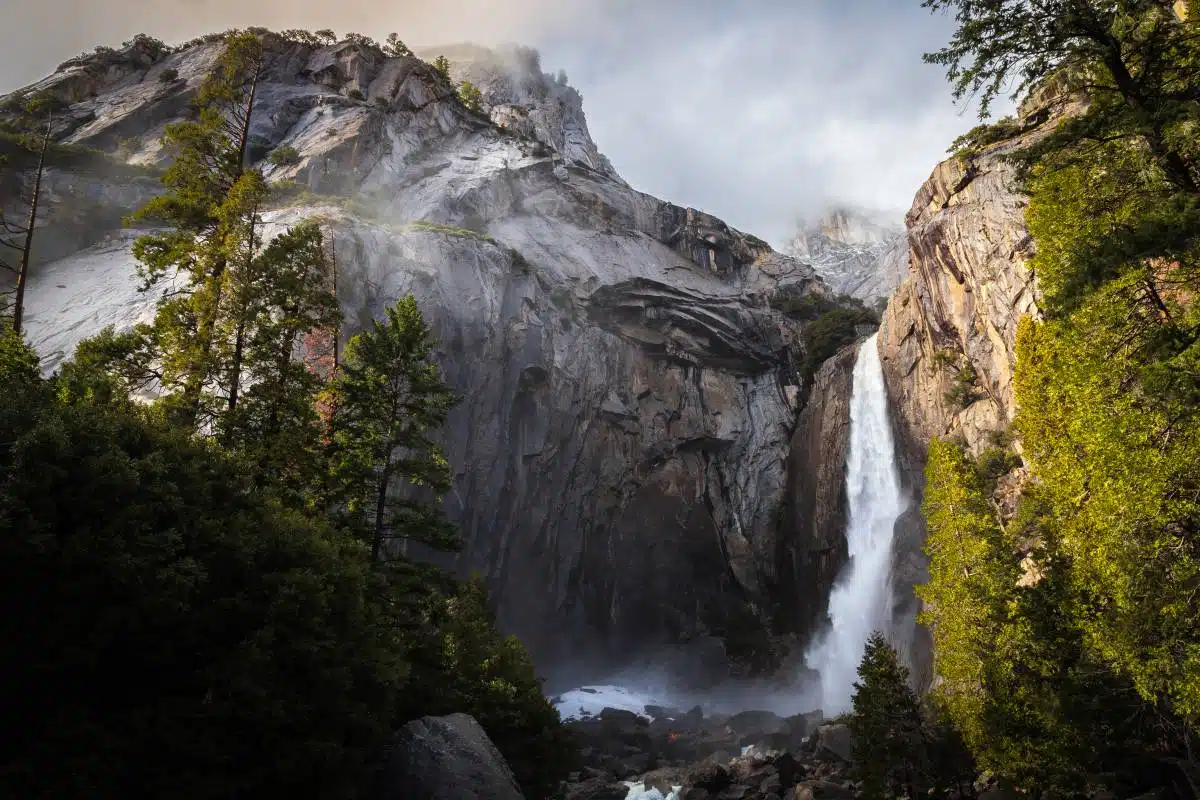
[0,0,1006,247]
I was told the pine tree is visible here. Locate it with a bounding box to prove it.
[432,55,452,80]
[126,32,266,430]
[384,33,413,58]
[323,294,458,563]
[849,632,928,800]
[923,0,1199,195]
[0,110,51,335]
[216,219,341,499]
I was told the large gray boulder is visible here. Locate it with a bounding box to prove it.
[379,713,526,800]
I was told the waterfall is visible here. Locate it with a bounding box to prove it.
[805,333,906,715]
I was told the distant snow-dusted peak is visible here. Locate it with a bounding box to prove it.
[786,205,908,303]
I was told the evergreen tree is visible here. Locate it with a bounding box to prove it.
[0,338,413,799]
[0,111,50,335]
[432,55,452,80]
[384,32,413,58]
[849,632,928,799]
[216,219,341,499]
[126,32,266,430]
[922,0,1199,196]
[323,294,458,562]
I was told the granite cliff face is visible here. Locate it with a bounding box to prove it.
[5,33,848,680]
[777,344,858,644]
[875,95,1078,461]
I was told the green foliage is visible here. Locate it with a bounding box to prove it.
[948,116,1022,156]
[849,633,928,799]
[914,3,1200,793]
[931,347,959,369]
[323,295,458,561]
[3,28,577,798]
[384,33,413,58]
[432,55,452,80]
[158,67,179,83]
[343,32,378,50]
[406,576,576,798]
[920,440,1179,794]
[974,446,1021,483]
[774,291,878,382]
[0,361,411,798]
[923,1,1200,196]
[267,144,301,166]
[347,88,366,102]
[457,80,484,113]
[409,219,496,242]
[944,364,979,409]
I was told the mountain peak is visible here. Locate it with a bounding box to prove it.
[785,205,907,303]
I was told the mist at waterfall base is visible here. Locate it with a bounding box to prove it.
[553,334,907,724]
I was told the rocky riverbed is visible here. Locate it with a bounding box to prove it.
[561,700,859,800]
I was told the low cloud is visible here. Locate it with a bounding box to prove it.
[1,0,1007,247]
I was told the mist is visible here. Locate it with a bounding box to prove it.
[0,0,1010,250]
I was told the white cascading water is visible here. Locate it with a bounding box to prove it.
[804,333,906,715]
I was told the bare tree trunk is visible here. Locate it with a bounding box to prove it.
[330,230,340,372]
[12,114,51,336]
[226,201,258,413]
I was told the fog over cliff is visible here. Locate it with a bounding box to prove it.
[1,0,1011,248]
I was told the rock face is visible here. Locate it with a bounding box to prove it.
[876,85,1084,462]
[6,33,843,677]
[776,344,858,642]
[876,136,1040,461]
[786,207,907,305]
[378,713,525,800]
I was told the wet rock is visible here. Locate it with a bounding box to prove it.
[567,777,631,800]
[725,710,787,747]
[778,344,860,642]
[683,759,732,793]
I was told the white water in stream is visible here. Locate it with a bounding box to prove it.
[804,333,906,715]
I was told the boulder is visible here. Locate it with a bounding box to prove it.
[378,713,525,800]
[725,710,787,746]
[567,777,632,800]
[812,724,853,763]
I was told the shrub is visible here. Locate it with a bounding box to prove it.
[944,364,979,408]
[457,80,484,113]
[931,347,959,370]
[347,88,365,101]
[774,292,878,383]
[975,446,1023,482]
[343,32,378,50]
[949,116,1023,157]
[158,67,179,83]
[267,144,301,166]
